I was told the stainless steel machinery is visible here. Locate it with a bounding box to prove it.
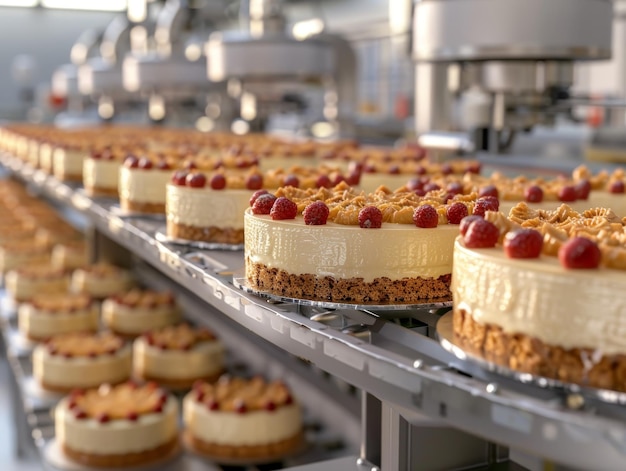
[412,0,614,154]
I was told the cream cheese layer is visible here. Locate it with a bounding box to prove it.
[56,396,178,455]
[5,273,69,301]
[53,149,84,179]
[133,337,224,380]
[18,304,99,339]
[71,271,133,299]
[452,238,626,355]
[244,210,457,281]
[102,301,180,335]
[119,168,172,204]
[183,394,301,446]
[166,185,250,229]
[33,344,132,388]
[83,159,120,192]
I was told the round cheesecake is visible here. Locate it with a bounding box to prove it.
[452,203,626,391]
[51,241,89,271]
[83,153,122,197]
[55,382,179,467]
[70,264,134,299]
[244,182,482,304]
[33,331,131,392]
[0,239,50,274]
[5,264,69,302]
[133,324,224,389]
[119,164,174,214]
[18,293,99,341]
[183,376,303,460]
[102,289,181,337]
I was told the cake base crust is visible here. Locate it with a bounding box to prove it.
[120,200,165,214]
[167,221,244,245]
[55,173,82,183]
[62,437,179,468]
[453,308,626,392]
[184,430,304,461]
[135,370,224,390]
[84,186,118,198]
[246,261,451,304]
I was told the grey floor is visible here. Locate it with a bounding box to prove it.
[0,357,42,471]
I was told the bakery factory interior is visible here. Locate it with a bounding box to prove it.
[1,0,626,470]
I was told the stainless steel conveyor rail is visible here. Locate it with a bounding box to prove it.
[2,150,626,470]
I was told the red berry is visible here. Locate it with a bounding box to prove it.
[186,173,207,188]
[388,165,400,175]
[503,229,543,259]
[558,185,577,202]
[185,161,197,170]
[473,196,499,217]
[156,160,171,170]
[609,180,625,194]
[446,182,463,196]
[126,412,139,421]
[413,205,438,228]
[346,172,361,186]
[358,206,383,228]
[459,215,483,236]
[210,174,226,190]
[249,189,269,206]
[558,237,601,269]
[246,174,263,190]
[171,170,188,186]
[406,178,422,192]
[415,166,426,176]
[463,218,499,248]
[465,162,482,174]
[479,185,499,199]
[524,185,543,203]
[138,157,153,169]
[423,182,441,193]
[283,175,300,188]
[235,400,247,414]
[316,174,332,188]
[441,163,453,175]
[124,155,139,168]
[195,390,205,402]
[264,400,276,412]
[152,403,164,413]
[284,394,293,405]
[303,201,330,225]
[270,197,298,220]
[252,194,277,215]
[73,408,87,420]
[446,202,468,224]
[575,179,591,200]
[333,174,346,186]
[207,399,219,411]
[96,413,110,424]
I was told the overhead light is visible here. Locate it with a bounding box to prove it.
[41,0,127,11]
[0,0,38,6]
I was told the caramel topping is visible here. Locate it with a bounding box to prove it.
[46,331,123,357]
[144,323,216,350]
[193,376,294,412]
[79,263,126,277]
[69,382,168,419]
[30,293,93,312]
[110,289,175,308]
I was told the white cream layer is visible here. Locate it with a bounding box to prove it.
[133,338,224,380]
[55,396,178,455]
[83,159,120,193]
[452,238,626,355]
[5,272,69,301]
[119,168,172,204]
[183,394,301,446]
[70,270,134,299]
[39,143,55,173]
[53,148,84,179]
[18,304,99,339]
[244,210,457,281]
[166,185,250,229]
[33,344,132,389]
[102,301,180,335]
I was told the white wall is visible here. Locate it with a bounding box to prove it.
[0,7,116,117]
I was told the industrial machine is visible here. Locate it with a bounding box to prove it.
[412,0,614,155]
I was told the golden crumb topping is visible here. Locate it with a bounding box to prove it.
[46,331,124,357]
[143,323,216,350]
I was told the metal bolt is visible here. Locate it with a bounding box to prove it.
[413,359,423,369]
[371,467,380,471]
[486,383,498,394]
[566,393,585,410]
[356,458,365,466]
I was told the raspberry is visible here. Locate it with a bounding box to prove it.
[186,173,207,188]
[346,171,361,186]
[479,185,499,199]
[575,179,591,200]
[249,189,269,206]
[465,162,481,174]
[441,163,453,175]
[446,182,463,196]
[463,218,499,248]
[316,175,332,188]
[524,185,543,203]
[473,196,499,217]
[156,160,171,170]
[415,166,426,175]
[388,165,400,174]
[558,237,601,269]
[270,197,298,220]
[171,170,188,186]
[503,229,543,259]
[446,202,468,224]
[459,215,483,236]
[124,155,139,168]
[558,185,577,202]
[251,194,277,214]
[413,204,438,228]
[423,182,441,193]
[138,157,153,169]
[246,174,263,190]
[358,206,383,228]
[609,180,625,194]
[406,178,423,192]
[333,174,346,186]
[283,175,300,188]
[210,174,226,190]
[303,201,329,225]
